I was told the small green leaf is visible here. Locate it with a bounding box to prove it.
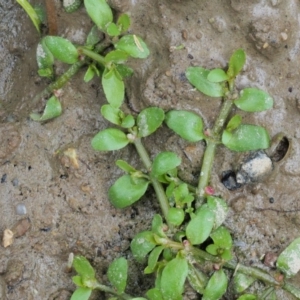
[206,244,218,256]
[44,36,78,64]
[146,288,164,300]
[234,272,256,293]
[116,64,134,78]
[277,237,300,278]
[163,248,174,261]
[226,114,242,132]
[207,196,228,229]
[221,249,232,261]
[207,69,229,83]
[137,107,165,137]
[121,115,135,128]
[38,68,53,78]
[105,50,129,64]
[84,0,113,31]
[227,49,246,78]
[108,175,149,208]
[144,245,164,274]
[115,35,150,59]
[187,264,208,294]
[166,207,185,226]
[186,206,215,245]
[130,231,157,263]
[106,22,121,37]
[151,214,167,238]
[73,256,95,280]
[101,104,122,125]
[237,295,257,300]
[186,67,224,97]
[115,160,137,173]
[107,257,128,293]
[71,287,92,300]
[36,41,54,76]
[91,128,129,151]
[165,110,204,142]
[203,270,228,300]
[102,67,125,108]
[222,124,270,152]
[151,151,181,177]
[210,226,232,249]
[160,255,189,300]
[72,275,83,287]
[17,0,41,33]
[117,14,131,32]
[84,65,95,82]
[30,96,62,121]
[234,88,274,112]
[86,25,102,46]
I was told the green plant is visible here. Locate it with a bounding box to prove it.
[74,48,300,299]
[25,0,149,121]
[19,0,300,299]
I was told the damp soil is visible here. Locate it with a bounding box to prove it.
[1,0,300,299]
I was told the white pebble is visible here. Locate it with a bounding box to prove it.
[16,204,27,215]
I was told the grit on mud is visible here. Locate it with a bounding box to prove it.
[1,0,300,299]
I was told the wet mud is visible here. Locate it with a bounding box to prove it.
[1,0,300,299]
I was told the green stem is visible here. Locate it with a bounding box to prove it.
[196,97,234,206]
[31,38,112,108]
[189,246,280,286]
[78,47,106,66]
[32,60,85,105]
[197,141,217,206]
[133,138,170,223]
[94,283,132,299]
[283,282,300,298]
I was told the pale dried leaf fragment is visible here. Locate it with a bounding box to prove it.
[3,229,14,248]
[63,148,79,168]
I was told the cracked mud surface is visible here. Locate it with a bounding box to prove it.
[1,0,300,299]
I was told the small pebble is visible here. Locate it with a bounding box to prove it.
[196,32,202,39]
[280,32,288,41]
[11,218,31,237]
[16,204,27,215]
[263,42,269,49]
[181,29,188,40]
[12,178,19,186]
[1,174,7,183]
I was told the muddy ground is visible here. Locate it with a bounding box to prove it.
[1,0,300,299]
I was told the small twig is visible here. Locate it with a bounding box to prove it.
[45,0,58,35]
[254,207,300,213]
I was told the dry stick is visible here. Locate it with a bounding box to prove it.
[45,0,58,35]
[254,207,300,213]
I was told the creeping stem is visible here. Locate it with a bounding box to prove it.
[197,95,234,206]
[31,38,111,108]
[189,246,280,287]
[94,283,132,299]
[133,138,170,223]
[77,47,106,66]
